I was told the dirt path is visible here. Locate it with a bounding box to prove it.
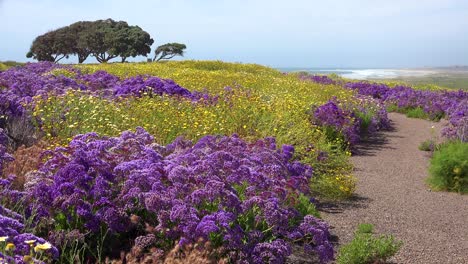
[321,113,468,264]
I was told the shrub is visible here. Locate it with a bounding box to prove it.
[418,140,436,152]
[405,107,430,120]
[24,129,334,263]
[428,141,468,193]
[310,97,389,149]
[310,174,356,200]
[311,99,361,147]
[113,239,227,264]
[2,142,47,189]
[336,223,402,264]
[343,81,468,141]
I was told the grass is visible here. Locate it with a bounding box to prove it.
[405,107,430,119]
[336,223,402,264]
[427,141,468,193]
[0,60,24,70]
[393,76,468,90]
[386,104,443,121]
[418,140,436,152]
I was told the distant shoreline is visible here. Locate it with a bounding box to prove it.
[277,67,468,89]
[277,67,468,80]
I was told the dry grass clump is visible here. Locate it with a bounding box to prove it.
[108,239,226,264]
[2,141,47,189]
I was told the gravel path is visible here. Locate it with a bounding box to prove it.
[321,113,468,264]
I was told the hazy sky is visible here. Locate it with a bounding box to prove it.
[1,0,468,67]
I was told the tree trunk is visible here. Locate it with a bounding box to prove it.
[54,54,66,63]
[78,53,89,64]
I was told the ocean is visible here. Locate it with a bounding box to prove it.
[277,68,436,80]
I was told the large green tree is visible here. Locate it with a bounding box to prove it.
[153,43,187,62]
[27,19,154,63]
[115,25,154,62]
[68,21,94,63]
[26,30,72,62]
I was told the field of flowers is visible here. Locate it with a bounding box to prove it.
[0,61,465,263]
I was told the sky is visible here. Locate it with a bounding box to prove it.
[1,0,468,68]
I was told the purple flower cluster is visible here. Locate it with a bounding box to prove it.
[0,62,216,149]
[442,102,468,141]
[113,75,192,98]
[299,75,336,85]
[311,97,389,146]
[313,99,361,145]
[0,205,24,237]
[0,203,59,262]
[0,62,207,101]
[0,62,82,102]
[0,129,13,172]
[78,70,120,91]
[0,93,25,120]
[351,95,391,132]
[25,128,333,263]
[345,82,468,141]
[304,75,468,142]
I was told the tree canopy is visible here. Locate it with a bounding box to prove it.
[27,19,154,63]
[154,43,187,62]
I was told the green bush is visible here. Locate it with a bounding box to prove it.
[0,60,24,68]
[336,223,402,264]
[356,223,374,234]
[386,104,444,121]
[428,141,468,193]
[405,107,430,119]
[418,139,436,151]
[355,111,374,134]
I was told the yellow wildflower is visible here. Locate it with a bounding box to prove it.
[24,240,36,245]
[23,255,33,263]
[34,242,52,252]
[5,243,15,251]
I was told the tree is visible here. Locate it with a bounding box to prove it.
[68,21,94,63]
[76,19,154,63]
[116,26,154,62]
[26,19,154,63]
[26,30,71,62]
[26,34,55,62]
[153,43,186,62]
[77,19,122,63]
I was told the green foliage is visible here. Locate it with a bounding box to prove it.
[356,223,374,234]
[154,43,187,62]
[0,61,24,70]
[27,19,154,63]
[355,111,374,134]
[310,173,355,200]
[336,223,402,264]
[320,125,349,151]
[418,139,436,151]
[428,141,468,193]
[386,104,443,121]
[405,107,430,119]
[386,103,399,113]
[27,33,63,62]
[295,193,321,218]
